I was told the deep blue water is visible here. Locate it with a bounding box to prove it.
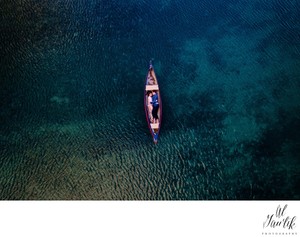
[1,0,299,199]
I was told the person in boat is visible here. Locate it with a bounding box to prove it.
[151,90,159,123]
[147,91,153,122]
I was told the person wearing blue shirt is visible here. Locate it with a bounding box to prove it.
[151,91,159,123]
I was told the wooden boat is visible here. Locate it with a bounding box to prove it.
[144,61,162,143]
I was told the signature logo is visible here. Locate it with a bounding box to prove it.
[263,204,297,235]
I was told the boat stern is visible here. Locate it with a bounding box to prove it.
[153,133,159,144]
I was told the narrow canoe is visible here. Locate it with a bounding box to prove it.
[144,61,162,143]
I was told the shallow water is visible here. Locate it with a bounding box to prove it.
[1,0,299,200]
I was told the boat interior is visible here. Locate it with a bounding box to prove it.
[145,69,161,133]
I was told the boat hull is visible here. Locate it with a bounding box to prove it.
[144,63,162,143]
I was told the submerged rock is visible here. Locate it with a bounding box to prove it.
[50,96,70,104]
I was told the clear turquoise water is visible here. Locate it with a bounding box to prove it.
[1,0,299,199]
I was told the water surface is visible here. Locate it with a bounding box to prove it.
[1,0,299,199]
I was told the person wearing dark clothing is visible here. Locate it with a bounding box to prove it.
[151,91,159,123]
